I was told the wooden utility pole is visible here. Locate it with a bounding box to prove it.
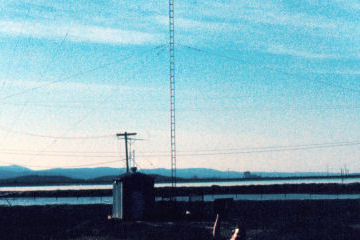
[116,132,137,173]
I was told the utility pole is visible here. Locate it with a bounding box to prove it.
[116,132,137,173]
[132,150,135,168]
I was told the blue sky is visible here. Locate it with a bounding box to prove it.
[0,0,359,172]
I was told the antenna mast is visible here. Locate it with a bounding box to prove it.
[169,0,176,187]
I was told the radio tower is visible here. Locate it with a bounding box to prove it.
[169,0,176,188]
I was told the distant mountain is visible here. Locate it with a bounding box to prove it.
[250,171,338,178]
[142,168,339,179]
[93,174,173,183]
[0,175,80,185]
[0,165,125,180]
[0,165,32,179]
[36,167,125,180]
[0,165,31,172]
[0,165,344,182]
[142,168,245,179]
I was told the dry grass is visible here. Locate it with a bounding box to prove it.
[1,199,360,239]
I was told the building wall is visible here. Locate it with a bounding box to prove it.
[112,182,123,219]
[112,173,155,220]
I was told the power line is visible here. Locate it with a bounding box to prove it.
[20,90,119,166]
[0,151,123,158]
[134,141,360,157]
[179,44,360,94]
[12,44,166,167]
[2,100,359,113]
[0,44,166,102]
[0,124,115,139]
[0,5,32,95]
[0,7,72,152]
[63,159,125,168]
[1,140,358,156]
[0,45,167,163]
[16,159,126,169]
[0,149,122,154]
[0,141,358,168]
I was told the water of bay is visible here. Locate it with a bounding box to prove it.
[1,177,360,206]
[1,176,359,192]
[2,193,360,206]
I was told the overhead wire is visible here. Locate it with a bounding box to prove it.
[178,44,360,94]
[0,125,115,139]
[2,100,359,112]
[18,159,126,169]
[19,44,167,168]
[59,159,126,168]
[0,151,122,158]
[2,140,357,157]
[0,4,160,171]
[0,2,32,94]
[0,149,122,154]
[0,139,358,169]
[0,3,33,154]
[0,44,166,102]
[3,3,358,172]
[0,0,110,100]
[0,45,166,141]
[0,30,71,150]
[56,44,167,153]
[134,140,360,158]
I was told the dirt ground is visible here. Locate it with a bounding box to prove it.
[1,200,360,240]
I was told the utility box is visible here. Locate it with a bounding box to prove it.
[112,171,155,220]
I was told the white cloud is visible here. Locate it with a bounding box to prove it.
[334,0,360,11]
[185,1,343,32]
[248,11,337,30]
[312,69,360,75]
[155,15,237,33]
[2,79,116,98]
[201,2,338,30]
[267,45,340,59]
[5,79,140,94]
[0,20,162,45]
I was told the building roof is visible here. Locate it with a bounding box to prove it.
[114,171,154,184]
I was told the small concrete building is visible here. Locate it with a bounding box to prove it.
[112,170,155,220]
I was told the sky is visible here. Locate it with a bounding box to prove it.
[0,0,359,173]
